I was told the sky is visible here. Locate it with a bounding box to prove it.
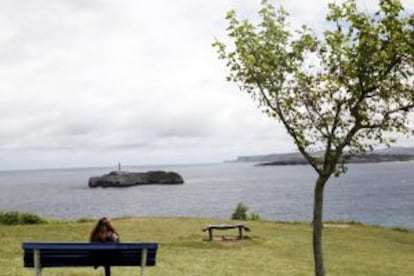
[0,0,413,170]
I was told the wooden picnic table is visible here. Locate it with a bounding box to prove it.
[202,224,250,240]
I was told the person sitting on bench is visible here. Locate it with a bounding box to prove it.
[90,217,120,243]
[90,217,120,273]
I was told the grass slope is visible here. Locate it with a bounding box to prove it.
[1,217,413,275]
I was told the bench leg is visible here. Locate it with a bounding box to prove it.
[238,227,243,239]
[208,229,213,241]
[34,249,41,276]
[141,248,148,276]
[104,265,111,276]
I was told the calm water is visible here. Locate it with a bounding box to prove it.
[0,162,413,229]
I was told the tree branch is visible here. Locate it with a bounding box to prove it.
[323,100,344,169]
[364,55,403,93]
[254,79,323,174]
[303,98,331,139]
[360,103,414,129]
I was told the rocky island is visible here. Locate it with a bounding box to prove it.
[88,170,184,188]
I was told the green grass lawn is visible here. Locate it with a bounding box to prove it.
[1,217,413,275]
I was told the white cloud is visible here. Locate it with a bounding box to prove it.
[0,0,413,170]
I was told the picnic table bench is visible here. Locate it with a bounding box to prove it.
[22,242,158,276]
[202,224,250,240]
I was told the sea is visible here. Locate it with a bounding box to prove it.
[0,162,413,229]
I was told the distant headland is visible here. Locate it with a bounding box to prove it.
[229,147,414,166]
[88,170,184,188]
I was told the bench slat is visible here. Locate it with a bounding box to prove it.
[23,243,158,268]
[202,224,251,240]
[23,242,157,250]
[202,224,250,231]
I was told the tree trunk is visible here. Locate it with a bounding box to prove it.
[313,175,328,276]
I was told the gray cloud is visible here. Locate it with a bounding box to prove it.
[0,0,413,170]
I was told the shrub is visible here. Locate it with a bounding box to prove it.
[76,217,95,223]
[392,227,410,233]
[231,202,248,220]
[249,213,261,221]
[231,202,261,221]
[0,211,47,225]
[0,211,20,225]
[19,212,47,224]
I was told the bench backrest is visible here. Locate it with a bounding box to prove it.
[22,242,158,268]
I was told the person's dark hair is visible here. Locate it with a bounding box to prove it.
[89,217,119,242]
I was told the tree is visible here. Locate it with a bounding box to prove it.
[214,0,413,275]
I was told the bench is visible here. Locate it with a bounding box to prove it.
[22,242,158,276]
[202,224,250,240]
